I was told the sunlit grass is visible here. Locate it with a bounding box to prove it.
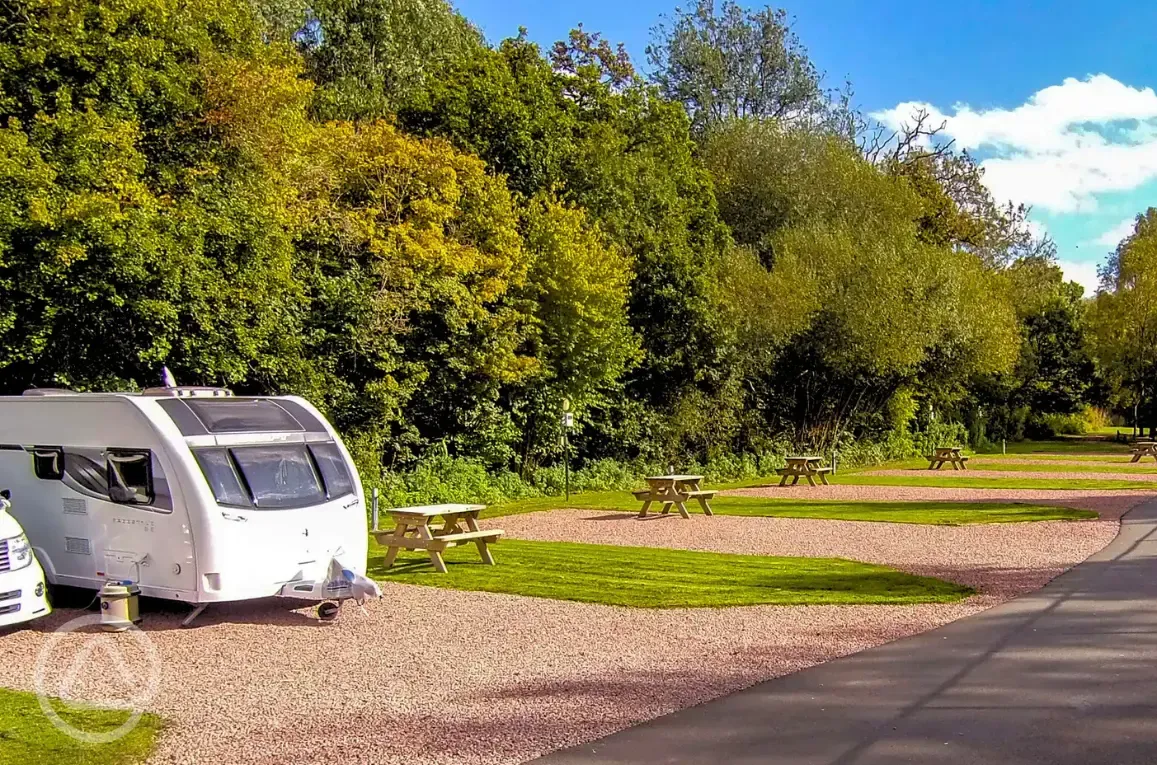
[370,538,973,607]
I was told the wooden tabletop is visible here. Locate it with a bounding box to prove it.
[934,446,963,453]
[785,456,823,462]
[387,504,485,518]
[646,474,703,482]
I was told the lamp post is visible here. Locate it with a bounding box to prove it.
[561,398,574,501]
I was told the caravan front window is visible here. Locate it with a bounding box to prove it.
[192,448,251,508]
[230,445,326,509]
[309,443,354,499]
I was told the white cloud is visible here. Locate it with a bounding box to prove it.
[872,75,1157,214]
[1056,259,1103,296]
[1091,217,1136,248]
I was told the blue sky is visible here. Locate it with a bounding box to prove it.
[455,0,1157,294]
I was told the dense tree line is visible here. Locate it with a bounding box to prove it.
[0,0,1138,489]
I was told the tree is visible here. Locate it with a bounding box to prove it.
[1091,209,1157,435]
[289,0,485,120]
[869,109,1054,269]
[513,197,641,470]
[0,0,308,392]
[646,0,838,135]
[399,31,736,461]
[699,119,1018,445]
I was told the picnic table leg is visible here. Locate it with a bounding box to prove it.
[660,502,673,515]
[791,475,801,485]
[959,458,967,471]
[779,474,789,487]
[951,459,960,471]
[698,498,714,516]
[1132,453,1142,463]
[382,522,409,568]
[674,501,691,519]
[464,515,497,565]
[416,525,448,573]
[819,471,829,485]
[637,500,652,518]
[805,473,817,487]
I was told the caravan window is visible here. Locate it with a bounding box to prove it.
[107,450,154,504]
[33,447,64,480]
[309,443,354,499]
[230,445,326,509]
[192,449,251,508]
[186,400,302,434]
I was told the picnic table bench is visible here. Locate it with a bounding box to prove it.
[925,446,969,470]
[776,456,831,486]
[633,475,715,519]
[1131,441,1157,463]
[371,504,503,573]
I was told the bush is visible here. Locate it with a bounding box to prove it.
[1029,412,1089,438]
[365,421,972,509]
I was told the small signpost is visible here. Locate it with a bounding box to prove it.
[562,398,574,501]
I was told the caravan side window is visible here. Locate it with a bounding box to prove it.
[106,450,154,505]
[32,447,64,480]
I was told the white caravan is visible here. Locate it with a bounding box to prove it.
[0,489,52,627]
[0,387,367,622]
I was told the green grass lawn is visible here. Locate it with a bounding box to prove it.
[978,453,1135,462]
[838,473,1153,491]
[956,460,1157,475]
[0,687,161,765]
[370,538,973,607]
[487,493,1092,524]
[976,439,1132,455]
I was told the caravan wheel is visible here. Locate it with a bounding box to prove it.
[317,601,341,622]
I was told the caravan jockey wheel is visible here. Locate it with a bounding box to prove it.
[317,601,341,621]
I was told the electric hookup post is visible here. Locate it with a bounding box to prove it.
[561,399,574,501]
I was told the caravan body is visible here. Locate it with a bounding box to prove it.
[0,389,367,605]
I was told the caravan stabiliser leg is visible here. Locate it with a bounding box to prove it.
[181,603,208,628]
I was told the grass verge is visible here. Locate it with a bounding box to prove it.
[838,474,1154,491]
[370,539,973,607]
[486,494,1092,524]
[0,687,161,765]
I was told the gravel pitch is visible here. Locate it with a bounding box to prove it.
[0,486,1148,765]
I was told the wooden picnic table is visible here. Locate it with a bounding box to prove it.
[925,446,969,470]
[1131,442,1157,463]
[776,456,831,486]
[633,475,716,519]
[371,504,503,573]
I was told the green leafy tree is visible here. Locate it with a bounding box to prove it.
[1091,209,1157,434]
[646,0,839,135]
[289,0,485,120]
[399,31,735,461]
[0,0,307,392]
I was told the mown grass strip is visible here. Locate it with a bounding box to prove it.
[370,538,973,607]
[486,494,1092,524]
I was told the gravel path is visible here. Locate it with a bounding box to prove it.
[1,588,987,765]
[0,487,1147,765]
[866,467,1157,482]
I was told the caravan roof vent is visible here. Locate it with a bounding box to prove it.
[140,386,233,398]
[22,388,75,396]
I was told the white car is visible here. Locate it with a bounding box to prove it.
[0,489,51,627]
